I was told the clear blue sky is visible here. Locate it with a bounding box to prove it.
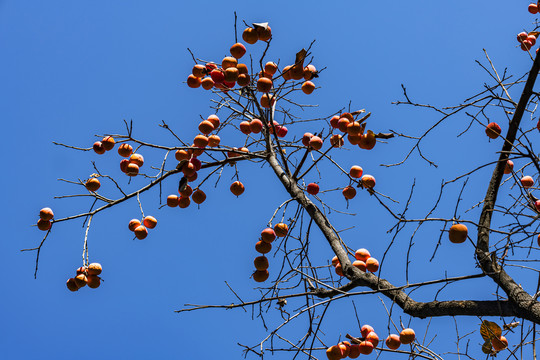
[2,1,536,359]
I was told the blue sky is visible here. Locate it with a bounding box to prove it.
[2,1,538,359]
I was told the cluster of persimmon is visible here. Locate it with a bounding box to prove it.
[37,207,54,231]
[239,118,288,138]
[167,184,207,209]
[187,22,318,108]
[515,2,540,51]
[326,325,379,359]
[252,223,288,282]
[329,112,377,150]
[344,165,376,201]
[66,263,102,291]
[92,135,116,155]
[325,326,415,359]
[128,216,157,240]
[385,328,416,351]
[93,135,145,177]
[332,248,379,276]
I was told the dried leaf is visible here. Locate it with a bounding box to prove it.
[503,322,520,330]
[480,320,502,341]
[529,31,540,37]
[357,112,371,124]
[350,109,366,116]
[481,339,493,354]
[178,176,188,193]
[252,22,269,30]
[295,49,307,65]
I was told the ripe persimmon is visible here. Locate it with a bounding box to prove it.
[143,216,157,229]
[355,248,371,262]
[504,160,514,174]
[178,196,190,208]
[167,195,179,207]
[485,122,502,139]
[385,334,401,350]
[309,136,323,150]
[208,135,221,147]
[252,269,269,282]
[118,143,133,157]
[239,121,251,134]
[129,153,144,167]
[74,273,87,288]
[37,219,52,231]
[198,120,214,135]
[237,73,250,87]
[301,81,315,94]
[352,260,366,272]
[257,77,273,92]
[361,175,376,189]
[87,263,102,276]
[201,77,214,90]
[491,336,508,351]
[134,225,148,239]
[39,207,54,221]
[306,183,319,195]
[125,163,139,176]
[349,165,363,178]
[254,256,269,271]
[128,219,141,231]
[366,257,379,272]
[224,67,239,82]
[66,278,79,292]
[342,186,357,200]
[192,64,206,77]
[255,240,272,254]
[230,181,245,196]
[256,25,271,41]
[261,228,276,243]
[175,150,191,161]
[274,223,288,237]
[448,223,468,244]
[86,275,101,289]
[93,141,105,154]
[230,43,246,59]
[399,328,415,345]
[85,178,101,192]
[102,136,115,151]
[222,56,237,69]
[192,189,206,204]
[260,93,275,108]
[242,27,258,44]
[187,74,201,88]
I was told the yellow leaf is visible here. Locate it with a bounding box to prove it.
[480,320,502,341]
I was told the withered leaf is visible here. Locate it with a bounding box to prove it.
[252,22,269,30]
[481,339,493,354]
[503,322,520,330]
[480,320,502,341]
[295,49,307,65]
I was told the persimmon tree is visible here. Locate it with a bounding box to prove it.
[27,9,540,359]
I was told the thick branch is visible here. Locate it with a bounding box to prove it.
[477,52,540,323]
